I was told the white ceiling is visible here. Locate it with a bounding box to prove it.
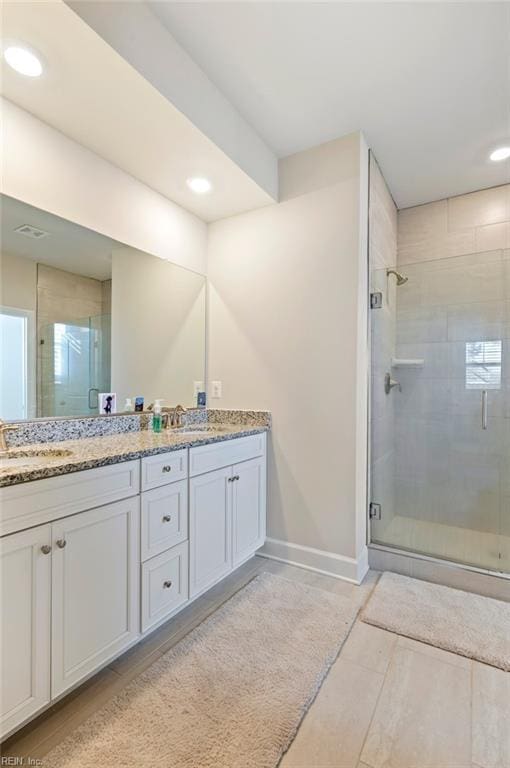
[150,1,510,209]
[1,195,118,280]
[1,1,274,223]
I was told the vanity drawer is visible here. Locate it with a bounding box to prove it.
[141,449,187,491]
[141,481,188,561]
[0,460,140,536]
[141,541,189,633]
[189,433,266,477]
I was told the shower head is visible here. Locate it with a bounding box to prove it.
[387,269,409,286]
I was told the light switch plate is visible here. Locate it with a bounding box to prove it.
[211,381,222,398]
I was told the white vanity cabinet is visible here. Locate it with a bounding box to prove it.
[0,432,267,739]
[189,433,267,598]
[140,451,190,633]
[232,455,266,566]
[0,461,141,739]
[51,498,140,697]
[0,525,52,738]
[189,466,233,597]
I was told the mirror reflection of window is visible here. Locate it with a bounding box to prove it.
[0,306,35,419]
[465,340,502,390]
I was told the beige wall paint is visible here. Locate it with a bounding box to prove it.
[2,99,208,275]
[111,249,206,408]
[208,133,369,579]
[0,251,37,311]
[398,184,510,265]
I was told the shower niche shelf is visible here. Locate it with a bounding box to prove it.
[391,358,424,368]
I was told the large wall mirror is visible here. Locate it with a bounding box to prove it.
[0,195,206,421]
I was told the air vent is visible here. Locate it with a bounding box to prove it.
[14,224,50,240]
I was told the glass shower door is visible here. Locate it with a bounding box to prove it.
[39,313,110,417]
[370,249,509,574]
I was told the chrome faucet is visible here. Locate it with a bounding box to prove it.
[0,419,19,452]
[168,405,187,429]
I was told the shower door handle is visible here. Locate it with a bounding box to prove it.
[481,390,488,430]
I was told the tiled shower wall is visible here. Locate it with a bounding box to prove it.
[394,185,509,539]
[369,155,397,533]
[37,264,111,416]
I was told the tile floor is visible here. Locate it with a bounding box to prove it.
[376,514,510,573]
[2,556,509,768]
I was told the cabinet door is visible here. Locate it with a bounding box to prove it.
[189,466,232,597]
[232,456,266,566]
[1,525,51,739]
[51,497,140,697]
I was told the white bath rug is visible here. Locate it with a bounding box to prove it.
[362,571,510,671]
[44,572,359,768]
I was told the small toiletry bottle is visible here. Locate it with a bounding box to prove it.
[124,398,134,412]
[152,399,164,433]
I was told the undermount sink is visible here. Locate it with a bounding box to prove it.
[0,448,74,469]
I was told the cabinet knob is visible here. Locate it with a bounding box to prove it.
[162,465,172,473]
[162,515,172,523]
[163,580,173,589]
[56,539,67,549]
[234,475,240,481]
[40,544,52,555]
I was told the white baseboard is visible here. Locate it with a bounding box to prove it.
[259,538,369,585]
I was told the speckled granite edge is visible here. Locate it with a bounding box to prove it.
[0,424,269,487]
[5,409,271,448]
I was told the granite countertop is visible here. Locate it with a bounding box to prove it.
[0,423,269,488]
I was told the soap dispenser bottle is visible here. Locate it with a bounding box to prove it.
[152,399,164,433]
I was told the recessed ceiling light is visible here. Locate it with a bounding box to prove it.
[3,45,43,77]
[186,177,212,194]
[489,146,510,162]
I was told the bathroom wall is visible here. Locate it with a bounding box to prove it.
[368,155,398,541]
[2,99,208,276]
[208,133,369,581]
[0,251,37,312]
[394,185,509,541]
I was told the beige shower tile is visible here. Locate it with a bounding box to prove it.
[448,185,509,232]
[476,222,510,252]
[340,620,396,674]
[398,199,447,244]
[472,662,510,768]
[281,657,384,768]
[360,645,471,768]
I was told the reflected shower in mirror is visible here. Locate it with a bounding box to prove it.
[0,195,206,421]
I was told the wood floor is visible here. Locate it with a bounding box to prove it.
[2,556,509,767]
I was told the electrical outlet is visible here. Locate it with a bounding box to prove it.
[211,380,222,398]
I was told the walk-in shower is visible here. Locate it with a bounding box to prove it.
[370,250,509,575]
[368,160,509,577]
